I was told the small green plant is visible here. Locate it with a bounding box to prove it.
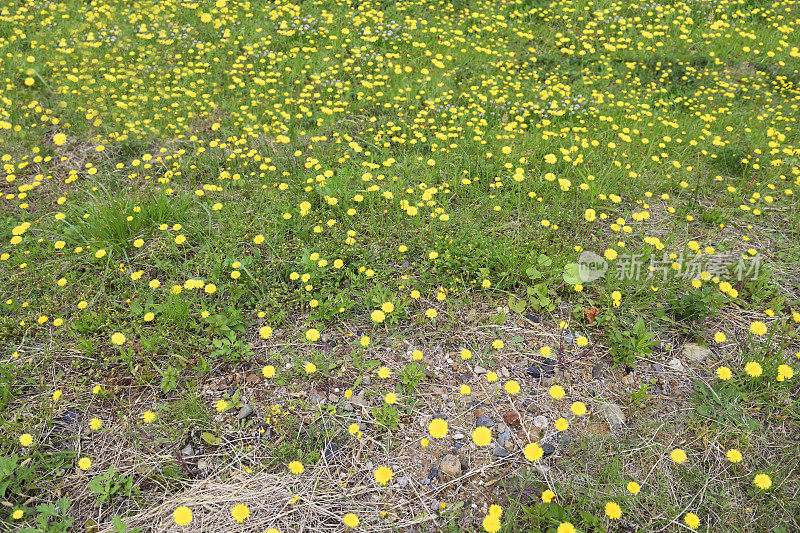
[210,336,253,361]
[219,388,244,412]
[607,317,658,368]
[20,498,74,533]
[0,454,20,499]
[1,452,75,505]
[155,363,180,394]
[520,254,560,313]
[193,354,211,373]
[88,466,138,504]
[692,380,759,431]
[371,404,400,432]
[399,362,425,396]
[70,311,106,334]
[630,379,657,407]
[205,306,247,341]
[111,516,142,533]
[351,349,381,378]
[515,501,606,533]
[669,285,725,324]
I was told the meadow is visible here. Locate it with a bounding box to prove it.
[1,0,799,530]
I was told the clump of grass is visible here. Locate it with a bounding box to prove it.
[81,189,191,249]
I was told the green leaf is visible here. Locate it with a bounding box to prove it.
[525,267,542,280]
[508,296,527,313]
[562,263,582,285]
[201,432,221,445]
[129,300,143,315]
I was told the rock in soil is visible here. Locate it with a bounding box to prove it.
[439,454,462,479]
[237,404,254,419]
[492,446,509,458]
[502,411,520,427]
[476,416,495,428]
[683,343,711,362]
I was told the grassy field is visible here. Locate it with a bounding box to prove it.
[1,0,799,530]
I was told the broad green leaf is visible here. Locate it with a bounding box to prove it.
[201,432,220,445]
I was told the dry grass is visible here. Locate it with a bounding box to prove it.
[99,471,435,533]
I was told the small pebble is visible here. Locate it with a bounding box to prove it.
[476,416,494,428]
[493,446,509,458]
[236,404,254,420]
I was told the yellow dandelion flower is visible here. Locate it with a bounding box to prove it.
[472,426,492,447]
[374,466,394,485]
[749,321,767,336]
[557,522,576,533]
[671,448,687,464]
[605,501,621,520]
[482,514,501,533]
[173,506,192,526]
[570,402,587,416]
[343,513,359,528]
[726,449,742,463]
[524,443,543,462]
[428,418,448,438]
[753,473,772,490]
[777,364,794,381]
[716,366,733,380]
[745,362,762,377]
[231,504,250,523]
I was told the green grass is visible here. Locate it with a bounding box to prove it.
[0,0,798,530]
